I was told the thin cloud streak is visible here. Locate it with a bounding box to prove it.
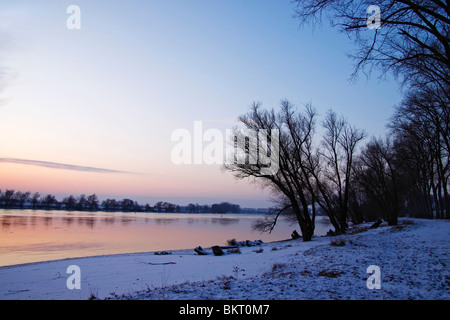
[0,157,138,175]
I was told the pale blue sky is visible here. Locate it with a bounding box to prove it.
[0,0,402,207]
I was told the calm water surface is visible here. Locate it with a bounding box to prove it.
[0,209,331,267]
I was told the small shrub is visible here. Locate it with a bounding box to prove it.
[88,286,99,300]
[232,266,245,278]
[253,248,264,253]
[300,269,312,276]
[217,275,235,290]
[318,269,343,278]
[271,263,287,272]
[303,248,315,256]
[330,239,346,246]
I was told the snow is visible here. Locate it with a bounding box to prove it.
[0,218,448,300]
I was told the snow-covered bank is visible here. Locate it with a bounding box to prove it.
[0,218,448,300]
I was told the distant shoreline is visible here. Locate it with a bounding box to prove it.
[0,207,272,215]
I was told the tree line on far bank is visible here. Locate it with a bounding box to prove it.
[0,190,243,214]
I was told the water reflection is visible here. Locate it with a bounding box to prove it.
[102,217,116,225]
[0,211,328,231]
[0,211,319,231]
[0,212,235,231]
[0,209,332,267]
[210,217,240,225]
[63,217,74,226]
[0,213,138,230]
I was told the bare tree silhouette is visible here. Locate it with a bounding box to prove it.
[293,0,449,92]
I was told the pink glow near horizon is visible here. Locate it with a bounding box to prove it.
[0,161,270,206]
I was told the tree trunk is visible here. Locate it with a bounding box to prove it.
[432,183,440,219]
[294,206,314,241]
[338,208,348,233]
[299,221,314,241]
[327,210,345,235]
[387,213,398,226]
[444,183,450,219]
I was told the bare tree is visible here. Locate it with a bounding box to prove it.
[41,194,58,210]
[0,189,15,207]
[224,101,318,241]
[102,198,119,211]
[120,199,135,212]
[389,85,449,219]
[87,194,99,211]
[293,0,449,92]
[63,195,77,210]
[14,191,30,208]
[31,192,40,209]
[314,110,366,233]
[76,194,87,211]
[354,137,404,225]
[293,0,449,223]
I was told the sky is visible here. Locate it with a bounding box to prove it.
[0,0,403,208]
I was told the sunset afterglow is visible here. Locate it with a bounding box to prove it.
[0,0,401,207]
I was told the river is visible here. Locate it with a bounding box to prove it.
[0,209,331,267]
